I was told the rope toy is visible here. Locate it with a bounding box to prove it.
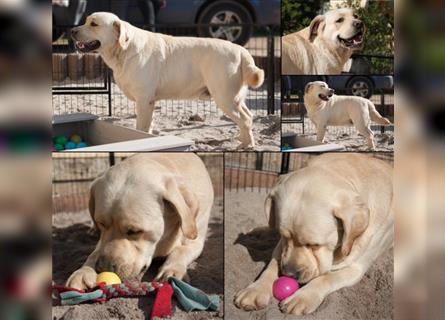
[52,278,219,320]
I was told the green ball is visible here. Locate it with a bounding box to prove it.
[54,143,64,151]
[54,136,68,146]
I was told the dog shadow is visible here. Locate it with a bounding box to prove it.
[52,223,99,285]
[234,227,280,265]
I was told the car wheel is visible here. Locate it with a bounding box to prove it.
[347,77,374,98]
[197,1,253,46]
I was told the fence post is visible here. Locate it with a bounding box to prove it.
[255,153,264,170]
[280,153,290,174]
[109,152,115,167]
[267,27,275,115]
[380,91,385,134]
[107,68,112,116]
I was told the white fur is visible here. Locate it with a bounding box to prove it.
[72,12,264,148]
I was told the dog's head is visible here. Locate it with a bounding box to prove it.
[304,81,335,102]
[309,8,365,50]
[265,169,369,284]
[89,159,198,280]
[71,12,131,53]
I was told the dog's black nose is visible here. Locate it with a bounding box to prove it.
[96,258,117,273]
[354,20,363,29]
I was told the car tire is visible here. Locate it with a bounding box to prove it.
[197,1,253,46]
[347,76,374,98]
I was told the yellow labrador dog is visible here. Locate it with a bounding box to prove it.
[234,153,393,315]
[66,153,214,290]
[71,12,264,148]
[282,8,365,74]
[304,81,391,149]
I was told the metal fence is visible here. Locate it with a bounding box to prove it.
[281,90,394,138]
[225,152,394,192]
[53,153,223,214]
[52,24,281,119]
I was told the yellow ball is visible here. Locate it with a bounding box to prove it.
[70,134,82,144]
[96,272,121,285]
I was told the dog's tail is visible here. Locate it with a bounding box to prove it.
[368,101,391,125]
[240,49,264,89]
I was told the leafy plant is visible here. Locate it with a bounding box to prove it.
[282,0,327,35]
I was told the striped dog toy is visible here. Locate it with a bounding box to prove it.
[52,278,219,319]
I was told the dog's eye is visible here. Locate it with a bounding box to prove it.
[90,21,98,27]
[127,229,143,236]
[96,222,106,229]
[353,14,359,19]
[336,18,344,23]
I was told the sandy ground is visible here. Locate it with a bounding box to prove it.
[111,113,280,151]
[225,190,393,320]
[52,197,224,320]
[282,118,394,152]
[53,81,281,151]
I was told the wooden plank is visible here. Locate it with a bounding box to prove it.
[284,144,345,152]
[53,113,99,124]
[65,136,193,152]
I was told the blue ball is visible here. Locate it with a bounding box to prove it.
[76,142,88,148]
[65,142,77,150]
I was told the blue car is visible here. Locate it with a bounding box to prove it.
[326,75,394,98]
[53,0,280,45]
[283,75,393,99]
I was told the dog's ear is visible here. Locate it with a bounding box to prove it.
[309,15,325,42]
[334,194,370,257]
[113,20,130,50]
[163,177,199,240]
[304,82,313,94]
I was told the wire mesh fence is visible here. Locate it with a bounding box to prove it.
[52,24,281,119]
[52,153,223,214]
[225,152,393,193]
[282,89,394,139]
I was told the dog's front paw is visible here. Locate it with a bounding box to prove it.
[279,287,324,315]
[234,284,271,311]
[66,266,97,290]
[155,264,187,281]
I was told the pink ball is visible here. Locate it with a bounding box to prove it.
[273,276,300,301]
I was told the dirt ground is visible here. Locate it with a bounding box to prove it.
[112,112,281,152]
[225,190,393,320]
[52,82,281,151]
[52,197,224,320]
[282,118,394,152]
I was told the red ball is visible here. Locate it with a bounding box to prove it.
[273,276,300,301]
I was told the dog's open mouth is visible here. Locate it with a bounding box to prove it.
[337,31,364,48]
[75,40,101,52]
[318,93,332,101]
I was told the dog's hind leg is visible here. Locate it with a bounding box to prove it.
[351,115,376,150]
[211,90,255,148]
[136,99,155,133]
[225,102,255,148]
